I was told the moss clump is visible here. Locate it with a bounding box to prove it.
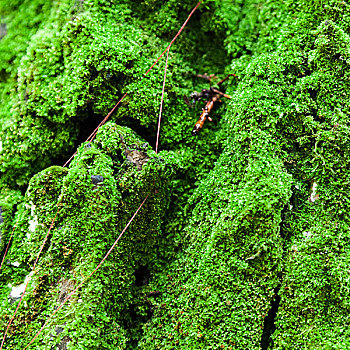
[139,130,292,349]
[0,122,179,349]
[1,0,350,349]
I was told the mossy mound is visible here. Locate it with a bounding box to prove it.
[0,123,179,349]
[139,130,292,349]
[1,0,350,349]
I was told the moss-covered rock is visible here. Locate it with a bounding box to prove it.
[0,123,179,349]
[1,0,350,349]
[139,128,292,349]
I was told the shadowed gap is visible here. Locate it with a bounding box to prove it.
[260,286,281,350]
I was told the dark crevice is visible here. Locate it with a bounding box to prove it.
[260,201,286,349]
[76,104,105,146]
[260,286,281,350]
[134,265,150,286]
[119,116,157,151]
[54,105,104,167]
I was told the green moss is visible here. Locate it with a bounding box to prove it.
[0,188,23,263]
[274,210,350,349]
[1,0,350,348]
[139,120,292,349]
[0,123,179,349]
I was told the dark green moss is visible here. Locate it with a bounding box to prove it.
[1,0,350,349]
[0,123,179,349]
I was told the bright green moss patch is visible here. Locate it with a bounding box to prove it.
[0,123,179,349]
[1,0,350,349]
[138,107,292,349]
[273,213,350,349]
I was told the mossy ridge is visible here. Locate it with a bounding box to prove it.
[274,206,350,349]
[0,0,64,247]
[1,0,349,348]
[0,123,179,349]
[139,124,292,348]
[0,0,230,283]
[0,0,229,229]
[216,0,350,348]
[0,0,144,192]
[0,0,79,234]
[139,0,350,348]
